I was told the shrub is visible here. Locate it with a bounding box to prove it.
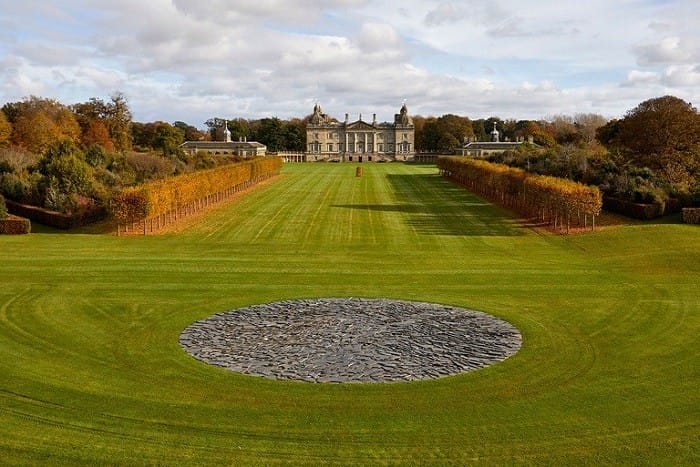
[124,152,175,183]
[681,208,700,224]
[0,172,28,201]
[0,146,40,173]
[0,215,31,234]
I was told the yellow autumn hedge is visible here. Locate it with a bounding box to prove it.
[112,157,282,222]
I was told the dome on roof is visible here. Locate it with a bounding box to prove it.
[223,121,231,142]
[491,122,500,142]
[396,102,412,125]
[311,103,326,124]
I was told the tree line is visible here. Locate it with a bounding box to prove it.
[0,94,274,216]
[1,93,698,218]
[484,96,700,210]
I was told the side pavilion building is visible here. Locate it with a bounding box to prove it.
[306,103,415,162]
[180,122,267,158]
[455,122,534,157]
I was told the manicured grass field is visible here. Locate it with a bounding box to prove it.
[0,163,698,465]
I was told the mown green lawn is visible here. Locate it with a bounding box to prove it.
[0,163,697,465]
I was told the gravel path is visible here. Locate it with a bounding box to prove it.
[179,298,522,383]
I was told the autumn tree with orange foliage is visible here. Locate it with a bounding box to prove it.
[3,97,81,154]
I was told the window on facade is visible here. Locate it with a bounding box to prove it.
[339,143,344,151]
[327,143,333,152]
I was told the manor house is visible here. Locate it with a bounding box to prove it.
[306,103,415,162]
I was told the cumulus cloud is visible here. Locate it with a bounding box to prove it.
[0,0,698,123]
[623,70,660,87]
[172,0,368,26]
[634,36,695,66]
[356,22,404,52]
[662,64,700,87]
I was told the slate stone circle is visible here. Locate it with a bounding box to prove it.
[179,298,522,383]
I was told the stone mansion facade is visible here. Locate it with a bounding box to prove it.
[305,103,415,162]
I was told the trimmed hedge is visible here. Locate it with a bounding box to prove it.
[438,157,602,232]
[681,208,700,224]
[602,197,683,220]
[5,199,107,230]
[111,157,283,234]
[603,197,663,220]
[0,194,7,219]
[0,214,31,234]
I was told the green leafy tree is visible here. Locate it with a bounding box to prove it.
[471,119,487,142]
[107,92,133,151]
[420,117,439,150]
[254,117,286,152]
[283,119,305,151]
[173,121,206,142]
[226,118,249,142]
[154,123,185,157]
[412,115,427,150]
[38,141,94,212]
[204,117,232,141]
[420,114,474,152]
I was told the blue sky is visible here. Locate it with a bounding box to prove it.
[1,0,698,127]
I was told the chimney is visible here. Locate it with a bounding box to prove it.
[372,113,376,125]
[345,113,349,123]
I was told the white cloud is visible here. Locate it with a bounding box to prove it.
[623,70,660,87]
[424,3,466,27]
[635,36,696,66]
[662,64,700,87]
[0,0,698,124]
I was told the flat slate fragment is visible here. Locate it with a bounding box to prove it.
[179,298,522,383]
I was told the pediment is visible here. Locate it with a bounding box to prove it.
[346,120,376,131]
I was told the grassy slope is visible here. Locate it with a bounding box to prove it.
[0,163,697,465]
